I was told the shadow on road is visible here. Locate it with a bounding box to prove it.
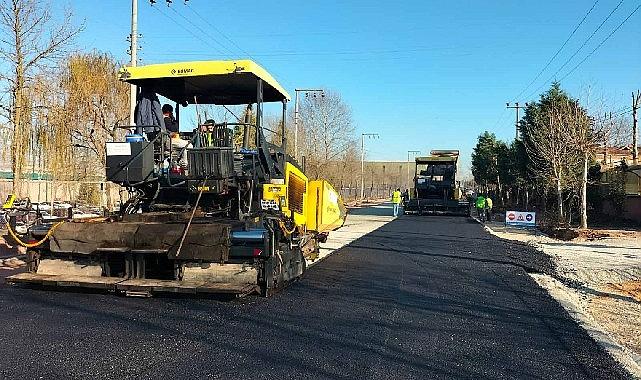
[0,212,631,379]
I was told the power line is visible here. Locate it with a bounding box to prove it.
[592,106,632,121]
[493,108,510,129]
[524,0,624,99]
[612,106,632,117]
[184,3,252,58]
[559,3,641,82]
[132,46,462,59]
[513,0,599,101]
[149,4,227,57]
[180,2,292,88]
[165,5,235,58]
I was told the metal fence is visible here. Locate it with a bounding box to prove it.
[339,185,395,201]
[0,179,123,209]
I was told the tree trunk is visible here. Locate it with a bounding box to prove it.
[580,152,588,229]
[556,177,563,225]
[496,174,503,206]
[11,86,26,197]
[11,11,26,197]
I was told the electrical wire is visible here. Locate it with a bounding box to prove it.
[184,4,252,58]
[592,106,632,122]
[513,0,599,100]
[166,5,235,58]
[149,4,227,57]
[490,108,510,132]
[524,0,624,100]
[559,3,641,82]
[144,46,460,58]
[181,2,293,88]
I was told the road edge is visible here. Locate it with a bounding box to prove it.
[306,201,394,269]
[473,217,641,379]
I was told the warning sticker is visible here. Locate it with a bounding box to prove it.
[106,143,131,156]
[505,211,536,227]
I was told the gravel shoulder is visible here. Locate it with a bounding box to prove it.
[482,220,641,378]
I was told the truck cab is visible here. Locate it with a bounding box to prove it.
[404,150,470,216]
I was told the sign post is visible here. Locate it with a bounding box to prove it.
[505,211,536,228]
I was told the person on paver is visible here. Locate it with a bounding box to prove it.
[475,194,486,222]
[162,104,179,133]
[485,196,493,222]
[161,104,191,168]
[392,188,402,217]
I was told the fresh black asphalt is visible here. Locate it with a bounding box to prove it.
[0,208,631,379]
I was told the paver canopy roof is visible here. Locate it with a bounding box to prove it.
[119,59,290,105]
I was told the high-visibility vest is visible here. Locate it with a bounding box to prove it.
[392,191,402,204]
[486,198,493,209]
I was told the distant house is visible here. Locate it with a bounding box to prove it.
[600,163,641,224]
[594,145,641,197]
[625,165,641,196]
[595,145,641,169]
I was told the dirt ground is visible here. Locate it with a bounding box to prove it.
[0,234,26,258]
[609,281,641,302]
[577,228,641,241]
[485,221,641,377]
[0,256,25,270]
[589,287,641,362]
[592,280,641,359]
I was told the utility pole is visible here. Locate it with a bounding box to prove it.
[407,150,420,190]
[293,88,324,161]
[129,0,139,126]
[633,90,640,165]
[361,133,379,202]
[602,113,608,164]
[506,102,526,140]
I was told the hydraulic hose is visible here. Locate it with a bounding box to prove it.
[278,220,297,235]
[5,221,64,248]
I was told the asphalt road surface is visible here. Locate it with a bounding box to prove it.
[0,206,631,379]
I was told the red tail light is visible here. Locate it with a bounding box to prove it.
[252,248,263,257]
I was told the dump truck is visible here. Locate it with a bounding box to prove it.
[7,59,346,297]
[403,150,470,216]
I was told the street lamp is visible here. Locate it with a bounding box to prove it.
[407,150,420,189]
[294,88,324,160]
[361,133,379,202]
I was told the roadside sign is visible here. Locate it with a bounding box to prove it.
[505,211,536,228]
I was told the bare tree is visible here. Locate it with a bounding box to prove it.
[20,52,126,206]
[522,104,582,224]
[564,101,593,229]
[0,0,83,195]
[298,89,356,180]
[59,52,129,168]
